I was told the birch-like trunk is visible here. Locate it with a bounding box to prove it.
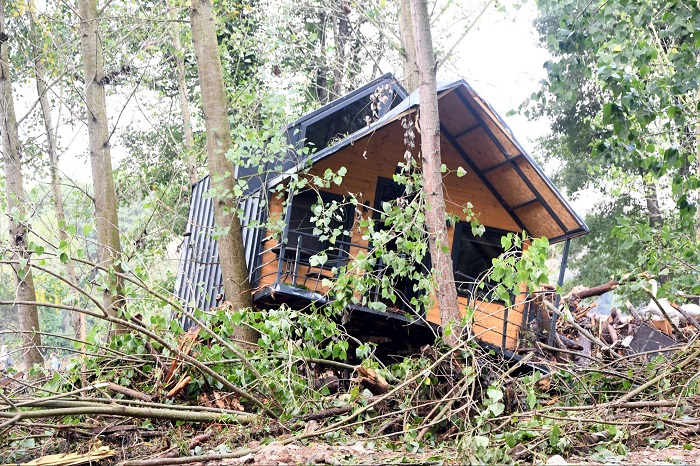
[167,0,198,186]
[29,4,86,385]
[331,2,349,99]
[410,0,462,346]
[399,0,419,93]
[77,0,127,335]
[0,0,43,370]
[189,0,257,344]
[696,89,700,241]
[642,175,664,230]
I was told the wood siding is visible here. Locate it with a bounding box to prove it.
[256,118,527,350]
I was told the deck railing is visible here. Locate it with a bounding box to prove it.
[251,231,531,351]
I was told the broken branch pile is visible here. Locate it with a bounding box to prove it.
[525,278,698,365]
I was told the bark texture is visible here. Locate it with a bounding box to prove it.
[331,2,349,99]
[399,0,419,93]
[29,5,86,385]
[410,0,461,346]
[167,0,198,186]
[189,0,257,343]
[0,0,43,370]
[78,0,127,334]
[642,177,663,230]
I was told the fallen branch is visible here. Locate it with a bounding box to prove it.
[9,397,247,416]
[0,405,256,425]
[166,376,191,398]
[120,338,476,466]
[643,286,684,337]
[290,404,354,423]
[616,345,700,403]
[543,301,619,358]
[356,366,389,395]
[536,342,600,363]
[106,383,153,402]
[557,333,583,350]
[676,305,700,331]
[568,279,620,301]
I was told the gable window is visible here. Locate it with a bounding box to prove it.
[286,190,354,263]
[451,223,507,300]
[288,78,405,154]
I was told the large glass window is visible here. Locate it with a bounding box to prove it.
[286,190,354,263]
[452,223,506,299]
[301,83,400,153]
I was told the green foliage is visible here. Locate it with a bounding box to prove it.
[181,305,352,417]
[490,234,550,305]
[327,163,435,316]
[525,0,700,293]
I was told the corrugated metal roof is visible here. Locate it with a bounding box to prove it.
[173,176,266,322]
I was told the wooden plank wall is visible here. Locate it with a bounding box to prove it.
[256,118,528,350]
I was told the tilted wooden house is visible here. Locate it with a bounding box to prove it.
[174,74,588,357]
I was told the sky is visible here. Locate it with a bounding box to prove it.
[451,0,551,151]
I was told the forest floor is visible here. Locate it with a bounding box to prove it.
[34,428,698,466]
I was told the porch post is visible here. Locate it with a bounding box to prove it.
[548,238,571,345]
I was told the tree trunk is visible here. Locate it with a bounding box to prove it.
[189,0,257,344]
[29,4,87,385]
[642,176,663,230]
[77,0,127,335]
[314,12,329,105]
[695,88,700,241]
[167,0,198,186]
[332,1,349,99]
[410,0,461,347]
[399,0,419,93]
[0,0,43,371]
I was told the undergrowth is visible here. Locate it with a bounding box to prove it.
[3,304,700,464]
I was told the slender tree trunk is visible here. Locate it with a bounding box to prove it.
[410,0,461,346]
[77,0,127,335]
[29,3,87,385]
[399,0,419,93]
[167,0,198,186]
[315,12,329,105]
[189,0,257,343]
[332,1,349,99]
[642,176,664,230]
[695,89,700,241]
[0,0,43,371]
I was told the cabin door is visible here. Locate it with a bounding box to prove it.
[372,176,427,316]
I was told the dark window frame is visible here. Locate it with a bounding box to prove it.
[290,79,406,154]
[451,223,511,301]
[285,189,355,265]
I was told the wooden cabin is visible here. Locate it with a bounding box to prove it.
[174,74,588,357]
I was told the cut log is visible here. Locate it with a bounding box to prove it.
[356,366,389,395]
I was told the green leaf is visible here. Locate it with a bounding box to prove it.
[489,402,505,416]
[487,386,503,402]
[456,166,467,177]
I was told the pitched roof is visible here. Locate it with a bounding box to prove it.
[274,79,588,243]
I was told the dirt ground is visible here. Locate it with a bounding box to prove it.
[568,446,700,465]
[161,441,700,465]
[211,443,700,466]
[211,441,448,465]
